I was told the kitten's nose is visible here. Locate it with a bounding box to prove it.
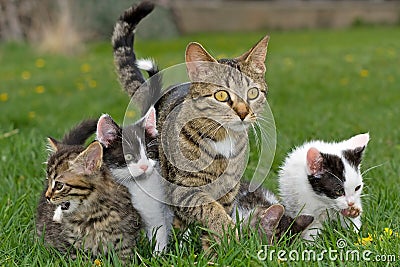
[139,165,148,172]
[348,202,354,207]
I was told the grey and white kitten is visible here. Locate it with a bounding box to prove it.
[279,133,370,240]
[96,107,173,253]
[233,181,314,244]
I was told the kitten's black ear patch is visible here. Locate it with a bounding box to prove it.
[307,147,323,176]
[237,35,269,74]
[96,114,120,148]
[71,142,103,175]
[47,137,60,153]
[185,42,217,81]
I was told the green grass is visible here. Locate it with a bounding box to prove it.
[1,26,400,266]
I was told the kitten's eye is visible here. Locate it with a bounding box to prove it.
[124,154,133,161]
[334,189,344,196]
[55,181,64,191]
[355,185,362,192]
[214,90,229,102]
[247,87,259,100]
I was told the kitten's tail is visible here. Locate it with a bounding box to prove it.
[61,119,98,145]
[112,1,156,98]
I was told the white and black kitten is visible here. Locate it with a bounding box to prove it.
[279,133,370,240]
[96,107,173,253]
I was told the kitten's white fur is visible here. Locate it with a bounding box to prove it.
[279,133,369,240]
[111,139,173,253]
[211,136,236,158]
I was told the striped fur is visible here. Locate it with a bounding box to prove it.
[36,141,142,262]
[155,37,270,247]
[112,1,159,101]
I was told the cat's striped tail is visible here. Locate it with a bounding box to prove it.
[112,1,156,98]
[61,119,98,145]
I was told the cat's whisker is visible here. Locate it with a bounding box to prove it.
[361,162,385,176]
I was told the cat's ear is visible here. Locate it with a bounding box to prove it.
[237,35,269,74]
[185,42,217,81]
[346,133,370,150]
[70,142,103,175]
[306,147,324,176]
[47,137,61,153]
[96,114,120,148]
[144,106,158,138]
[293,215,314,232]
[257,204,284,244]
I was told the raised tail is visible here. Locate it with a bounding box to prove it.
[61,119,98,145]
[112,1,155,98]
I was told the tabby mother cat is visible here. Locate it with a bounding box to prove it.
[158,39,269,245]
[113,1,269,246]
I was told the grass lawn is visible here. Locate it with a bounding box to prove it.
[1,25,400,266]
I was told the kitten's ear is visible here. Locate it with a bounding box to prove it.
[346,133,370,150]
[47,137,61,153]
[70,142,103,175]
[96,114,120,148]
[237,35,269,74]
[293,215,314,232]
[144,106,158,138]
[185,42,217,81]
[306,147,324,176]
[256,204,285,244]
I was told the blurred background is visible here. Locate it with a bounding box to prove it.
[1,0,399,53]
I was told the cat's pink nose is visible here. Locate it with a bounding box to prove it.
[139,165,148,172]
[348,202,354,207]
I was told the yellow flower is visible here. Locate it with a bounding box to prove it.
[88,79,97,88]
[21,71,31,80]
[35,58,46,68]
[93,259,102,266]
[361,233,373,246]
[344,54,354,63]
[0,93,8,102]
[28,111,36,119]
[360,69,369,78]
[387,76,394,83]
[35,85,45,94]
[283,57,294,67]
[81,63,91,73]
[384,228,393,236]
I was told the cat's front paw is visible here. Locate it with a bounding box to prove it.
[341,205,362,218]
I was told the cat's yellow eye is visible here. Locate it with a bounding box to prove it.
[55,181,64,191]
[214,90,229,102]
[125,154,133,161]
[247,87,259,100]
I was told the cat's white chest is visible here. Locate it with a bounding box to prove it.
[211,137,236,158]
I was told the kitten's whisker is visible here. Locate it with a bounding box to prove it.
[361,163,385,176]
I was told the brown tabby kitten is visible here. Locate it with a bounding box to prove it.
[36,141,142,261]
[155,38,269,246]
[234,182,314,244]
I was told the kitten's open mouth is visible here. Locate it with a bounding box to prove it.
[61,201,70,211]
